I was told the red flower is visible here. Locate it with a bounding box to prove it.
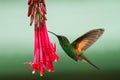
[25,0,59,76]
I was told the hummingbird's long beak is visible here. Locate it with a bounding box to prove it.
[48,31,58,37]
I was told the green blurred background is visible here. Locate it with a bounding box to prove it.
[0,0,120,80]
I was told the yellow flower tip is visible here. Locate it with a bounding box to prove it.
[32,71,35,74]
[54,59,57,62]
[40,73,43,76]
[48,69,51,72]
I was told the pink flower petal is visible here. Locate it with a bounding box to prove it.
[26,0,59,76]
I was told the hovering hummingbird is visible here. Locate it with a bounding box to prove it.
[48,29,104,70]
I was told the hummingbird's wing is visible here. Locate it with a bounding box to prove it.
[71,29,104,55]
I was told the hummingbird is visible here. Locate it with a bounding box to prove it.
[48,29,104,70]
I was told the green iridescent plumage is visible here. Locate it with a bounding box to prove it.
[48,29,104,70]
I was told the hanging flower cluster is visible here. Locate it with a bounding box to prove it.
[25,0,59,76]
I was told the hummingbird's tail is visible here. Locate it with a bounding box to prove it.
[84,59,100,70]
[79,55,100,70]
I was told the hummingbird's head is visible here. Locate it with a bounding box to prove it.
[48,31,69,44]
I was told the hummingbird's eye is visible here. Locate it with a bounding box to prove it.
[58,36,64,40]
[59,37,63,40]
[60,37,63,40]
